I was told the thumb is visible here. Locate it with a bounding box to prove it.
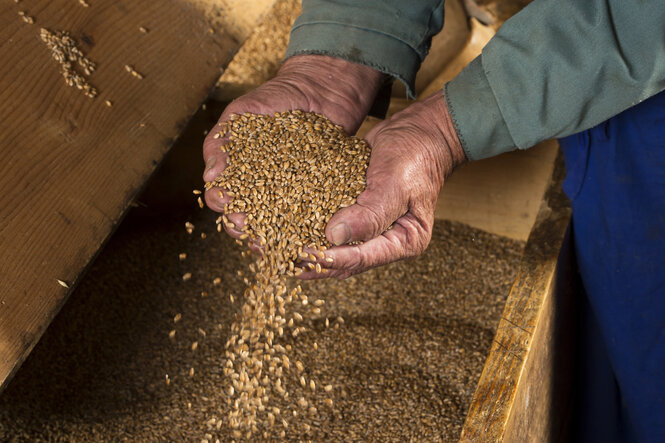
[326,179,407,246]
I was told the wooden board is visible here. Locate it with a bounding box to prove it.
[0,0,237,391]
[500,226,577,442]
[436,141,559,241]
[460,153,573,441]
[423,17,555,242]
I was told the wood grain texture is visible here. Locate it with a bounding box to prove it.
[459,153,572,441]
[0,0,236,390]
[501,226,577,442]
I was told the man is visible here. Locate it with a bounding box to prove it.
[203,1,665,440]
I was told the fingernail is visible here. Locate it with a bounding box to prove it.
[205,156,216,173]
[330,223,351,246]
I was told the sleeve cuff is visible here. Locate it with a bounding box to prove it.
[285,23,421,98]
[444,57,517,161]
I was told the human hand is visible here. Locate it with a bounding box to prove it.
[298,91,467,279]
[203,55,384,245]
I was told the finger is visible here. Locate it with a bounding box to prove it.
[202,132,229,183]
[318,212,432,278]
[325,180,407,246]
[296,261,343,280]
[226,212,246,231]
[203,187,231,213]
[295,262,332,280]
[224,224,246,240]
[247,241,263,255]
[202,99,254,183]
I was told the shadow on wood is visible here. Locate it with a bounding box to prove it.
[0,0,237,391]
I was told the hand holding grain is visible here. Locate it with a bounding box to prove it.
[302,91,467,279]
[203,54,384,244]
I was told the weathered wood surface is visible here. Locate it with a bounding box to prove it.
[463,0,533,28]
[460,153,573,441]
[421,17,495,97]
[0,0,237,390]
[501,225,577,442]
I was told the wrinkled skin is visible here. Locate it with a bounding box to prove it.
[202,55,466,278]
[301,92,466,279]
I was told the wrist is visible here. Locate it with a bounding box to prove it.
[279,55,384,125]
[426,91,467,170]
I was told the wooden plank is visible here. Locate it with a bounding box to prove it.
[436,141,559,241]
[427,16,556,242]
[501,227,577,442]
[0,0,237,390]
[459,153,572,441]
[463,0,533,28]
[424,17,555,242]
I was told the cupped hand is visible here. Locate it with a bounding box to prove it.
[202,55,384,243]
[298,91,468,280]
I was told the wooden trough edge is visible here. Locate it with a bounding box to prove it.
[459,146,574,442]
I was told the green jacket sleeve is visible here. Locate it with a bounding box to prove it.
[286,0,665,161]
[446,0,665,160]
[285,0,445,98]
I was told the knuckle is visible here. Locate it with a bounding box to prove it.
[398,216,432,259]
[351,245,369,271]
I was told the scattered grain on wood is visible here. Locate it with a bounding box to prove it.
[124,64,144,80]
[40,28,97,98]
[18,11,35,24]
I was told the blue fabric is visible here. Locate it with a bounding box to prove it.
[559,90,665,442]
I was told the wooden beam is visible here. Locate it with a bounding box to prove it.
[459,153,573,441]
[0,0,236,390]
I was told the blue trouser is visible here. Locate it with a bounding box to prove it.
[559,90,665,442]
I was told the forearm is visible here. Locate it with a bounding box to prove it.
[446,0,665,160]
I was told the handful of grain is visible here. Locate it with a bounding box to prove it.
[205,111,371,438]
